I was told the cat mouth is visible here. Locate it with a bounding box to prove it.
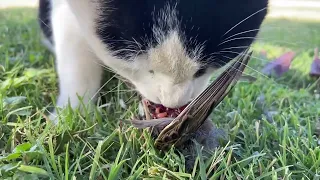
[142,99,188,119]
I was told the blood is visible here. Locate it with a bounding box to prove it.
[144,100,188,119]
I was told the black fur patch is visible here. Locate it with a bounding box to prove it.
[96,0,268,68]
[38,0,53,44]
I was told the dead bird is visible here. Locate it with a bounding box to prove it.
[132,51,252,151]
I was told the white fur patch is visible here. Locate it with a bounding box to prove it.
[148,31,199,84]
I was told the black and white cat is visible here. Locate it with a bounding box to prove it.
[38,0,268,122]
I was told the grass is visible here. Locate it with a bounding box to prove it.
[1,8,320,180]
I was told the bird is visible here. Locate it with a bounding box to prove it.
[153,51,252,150]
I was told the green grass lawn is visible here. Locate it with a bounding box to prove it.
[1,8,320,180]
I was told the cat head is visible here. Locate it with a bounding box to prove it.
[68,0,268,108]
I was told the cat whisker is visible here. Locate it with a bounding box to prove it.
[131,37,144,50]
[213,50,255,76]
[205,50,255,78]
[218,50,269,63]
[90,74,118,101]
[196,49,251,100]
[38,18,50,28]
[101,89,136,94]
[218,51,290,87]
[125,91,139,104]
[96,80,125,98]
[219,46,251,51]
[201,57,225,69]
[84,48,118,74]
[92,60,117,74]
[222,25,305,43]
[206,47,267,79]
[222,7,268,38]
[219,36,298,47]
[112,48,141,54]
[220,55,270,79]
[223,29,261,42]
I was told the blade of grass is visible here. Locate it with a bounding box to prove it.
[89,140,103,180]
[65,143,69,180]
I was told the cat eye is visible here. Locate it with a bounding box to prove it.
[194,68,206,78]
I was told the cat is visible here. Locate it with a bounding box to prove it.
[38,0,269,123]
